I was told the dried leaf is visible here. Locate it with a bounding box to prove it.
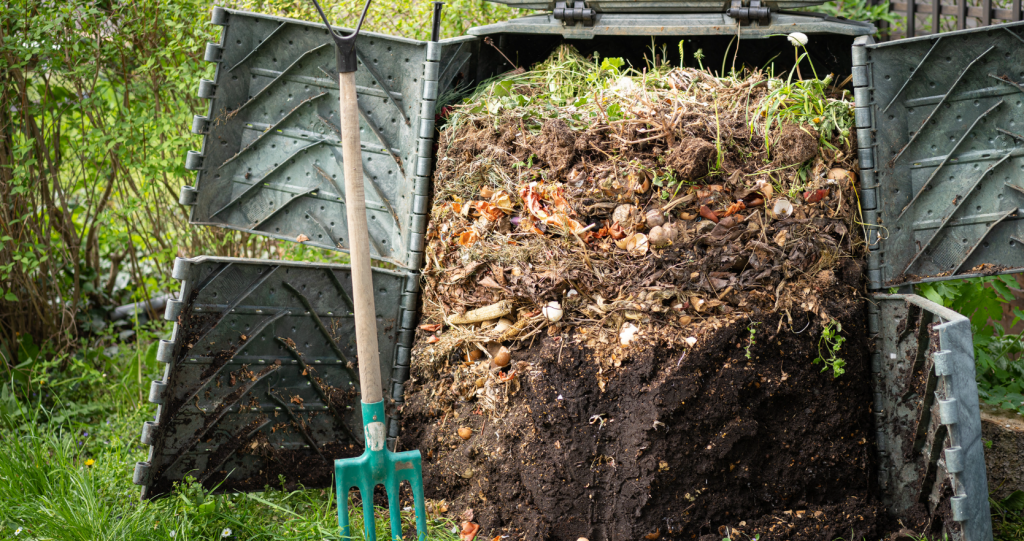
[296,234,310,242]
[699,205,719,223]
[478,276,503,289]
[458,230,480,247]
[774,230,788,247]
[419,323,442,332]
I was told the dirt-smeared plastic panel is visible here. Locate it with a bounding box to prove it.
[132,257,417,499]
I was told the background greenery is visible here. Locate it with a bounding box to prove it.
[0,0,1021,539]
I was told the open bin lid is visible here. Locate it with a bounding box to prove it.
[853,21,1024,289]
[181,8,477,272]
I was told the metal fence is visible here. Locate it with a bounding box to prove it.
[876,0,1023,39]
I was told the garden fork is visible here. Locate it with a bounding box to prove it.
[307,0,427,539]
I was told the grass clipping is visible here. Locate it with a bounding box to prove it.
[419,45,864,384]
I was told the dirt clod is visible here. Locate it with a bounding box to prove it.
[666,138,716,180]
[775,124,819,165]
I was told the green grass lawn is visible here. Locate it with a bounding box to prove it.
[0,345,458,541]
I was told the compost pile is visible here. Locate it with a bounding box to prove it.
[399,46,908,541]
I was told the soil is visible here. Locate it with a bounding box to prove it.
[776,124,819,166]
[666,138,716,181]
[401,265,901,541]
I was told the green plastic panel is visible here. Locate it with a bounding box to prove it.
[183,8,478,271]
[853,22,1024,288]
[468,11,873,38]
[481,0,827,12]
[132,257,419,499]
[868,294,992,541]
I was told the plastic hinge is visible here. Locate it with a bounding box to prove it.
[210,6,229,25]
[402,291,418,311]
[868,266,884,286]
[951,495,968,522]
[854,107,872,129]
[424,62,440,82]
[408,251,425,271]
[164,299,184,321]
[156,339,175,364]
[409,230,426,252]
[133,462,151,486]
[867,268,882,288]
[851,40,870,66]
[854,87,870,107]
[856,127,872,147]
[417,137,433,157]
[867,250,880,270]
[938,396,959,425]
[192,115,211,135]
[172,257,191,280]
[392,365,410,381]
[398,328,415,345]
[426,42,442,62]
[396,346,412,367]
[411,214,428,234]
[179,185,198,206]
[413,193,430,215]
[204,42,223,63]
[392,381,405,399]
[148,380,167,404]
[858,147,874,170]
[859,187,877,211]
[141,421,158,445]
[416,156,432,177]
[198,79,217,99]
[871,352,881,373]
[944,446,964,473]
[419,99,436,119]
[863,209,878,229]
[876,430,885,453]
[405,274,421,294]
[934,350,951,376]
[861,169,876,188]
[185,151,204,171]
[422,80,438,101]
[414,177,431,196]
[418,118,435,139]
[852,66,869,88]
[401,308,418,329]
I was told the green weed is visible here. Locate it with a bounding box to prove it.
[745,322,760,360]
[813,319,847,378]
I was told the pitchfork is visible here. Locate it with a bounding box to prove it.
[307,0,427,539]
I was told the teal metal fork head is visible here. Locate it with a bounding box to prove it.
[336,401,427,541]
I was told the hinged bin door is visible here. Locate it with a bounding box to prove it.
[853,22,1024,288]
[868,294,992,541]
[183,8,477,271]
[132,257,417,499]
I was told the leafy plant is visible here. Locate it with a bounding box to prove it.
[815,0,904,38]
[813,319,847,378]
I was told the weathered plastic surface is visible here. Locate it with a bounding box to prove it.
[183,8,477,271]
[853,22,1024,289]
[468,11,874,38]
[480,0,828,12]
[133,257,419,499]
[868,294,992,541]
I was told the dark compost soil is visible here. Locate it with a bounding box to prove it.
[401,266,899,541]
